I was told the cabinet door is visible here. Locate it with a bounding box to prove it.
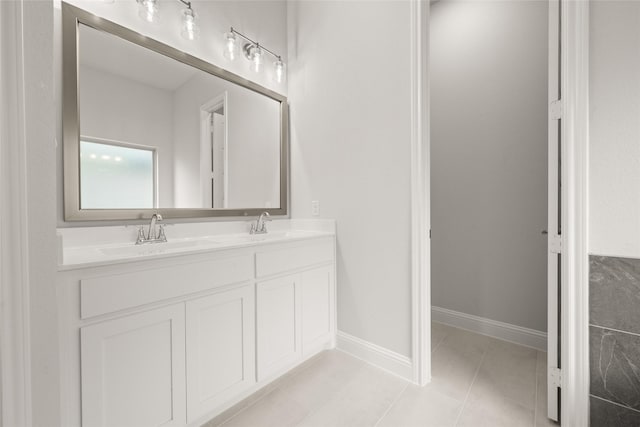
[185,285,255,422]
[81,304,186,427]
[301,266,335,356]
[256,275,301,380]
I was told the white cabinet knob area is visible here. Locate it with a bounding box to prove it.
[56,233,336,427]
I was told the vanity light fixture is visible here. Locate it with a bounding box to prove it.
[224,27,286,84]
[137,0,159,23]
[135,0,200,41]
[179,1,199,41]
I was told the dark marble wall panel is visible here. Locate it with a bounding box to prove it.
[590,326,640,410]
[590,256,640,334]
[590,255,640,424]
[591,396,640,427]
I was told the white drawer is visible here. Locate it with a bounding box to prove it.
[255,239,334,278]
[81,255,253,319]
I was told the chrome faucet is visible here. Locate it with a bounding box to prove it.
[136,213,167,244]
[250,212,271,235]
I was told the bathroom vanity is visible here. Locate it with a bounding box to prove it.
[56,222,336,427]
[56,5,328,425]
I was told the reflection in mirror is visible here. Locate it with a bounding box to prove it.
[62,2,288,220]
[80,138,156,209]
[75,22,282,212]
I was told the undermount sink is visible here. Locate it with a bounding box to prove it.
[206,230,316,244]
[99,239,210,257]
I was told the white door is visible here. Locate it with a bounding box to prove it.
[80,304,186,427]
[546,0,561,421]
[211,112,226,208]
[185,285,255,422]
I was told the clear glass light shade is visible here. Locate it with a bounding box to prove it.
[138,0,159,23]
[181,8,199,40]
[223,32,238,60]
[248,45,263,73]
[273,59,286,84]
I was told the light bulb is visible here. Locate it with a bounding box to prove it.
[249,45,263,73]
[223,32,238,60]
[273,59,285,84]
[137,0,158,23]
[181,8,199,40]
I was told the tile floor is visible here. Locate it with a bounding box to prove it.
[203,323,559,427]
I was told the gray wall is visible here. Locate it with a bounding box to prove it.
[589,2,640,424]
[430,0,548,332]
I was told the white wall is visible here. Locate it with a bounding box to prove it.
[589,1,640,258]
[288,1,413,357]
[79,65,175,206]
[172,72,280,209]
[430,0,548,332]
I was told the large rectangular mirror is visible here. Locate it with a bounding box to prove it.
[62,3,288,220]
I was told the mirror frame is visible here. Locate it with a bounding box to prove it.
[62,2,289,221]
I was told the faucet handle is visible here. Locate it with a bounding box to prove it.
[136,226,146,245]
[157,224,167,242]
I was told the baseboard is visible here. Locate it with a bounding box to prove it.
[432,306,547,351]
[336,331,413,382]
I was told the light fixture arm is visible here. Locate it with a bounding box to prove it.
[177,0,192,9]
[229,27,282,61]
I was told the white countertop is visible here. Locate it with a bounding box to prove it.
[58,219,335,270]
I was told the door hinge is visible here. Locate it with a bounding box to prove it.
[550,100,563,120]
[549,367,562,388]
[429,229,432,239]
[549,234,562,254]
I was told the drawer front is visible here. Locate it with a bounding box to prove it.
[81,255,252,319]
[255,239,334,278]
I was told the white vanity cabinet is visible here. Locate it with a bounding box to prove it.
[256,274,302,380]
[185,285,255,422]
[80,304,187,427]
[255,239,335,381]
[301,266,334,356]
[57,234,336,427]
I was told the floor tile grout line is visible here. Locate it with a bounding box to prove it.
[218,386,277,427]
[292,358,370,427]
[453,348,488,427]
[372,382,410,427]
[217,354,326,427]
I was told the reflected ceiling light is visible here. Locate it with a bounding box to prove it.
[224,27,286,84]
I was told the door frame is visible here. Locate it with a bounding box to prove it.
[0,1,32,426]
[200,92,228,208]
[558,0,590,424]
[412,0,591,423]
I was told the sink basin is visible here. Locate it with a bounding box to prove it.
[206,230,316,244]
[99,239,210,257]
